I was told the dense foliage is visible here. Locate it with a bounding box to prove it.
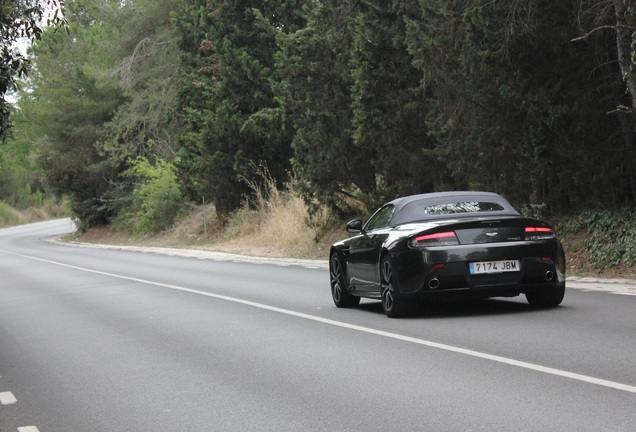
[175,0,307,214]
[116,156,183,234]
[558,207,636,271]
[3,0,636,238]
[1,0,63,139]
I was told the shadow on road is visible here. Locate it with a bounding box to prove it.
[355,297,566,319]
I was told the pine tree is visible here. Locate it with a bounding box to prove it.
[349,0,438,202]
[175,0,307,215]
[405,0,629,209]
[277,0,370,213]
[22,0,126,226]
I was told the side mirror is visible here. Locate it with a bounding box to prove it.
[346,219,363,233]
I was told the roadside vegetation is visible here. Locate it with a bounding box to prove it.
[2,171,635,277]
[557,209,636,277]
[69,168,636,278]
[0,199,69,228]
[2,1,636,277]
[71,165,345,259]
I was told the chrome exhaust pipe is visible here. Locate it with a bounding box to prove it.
[545,271,554,282]
[428,277,440,289]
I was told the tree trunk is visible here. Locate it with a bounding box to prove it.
[614,0,636,112]
[614,0,636,204]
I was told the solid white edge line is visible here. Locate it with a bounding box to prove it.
[2,248,636,395]
[0,391,17,405]
[18,427,40,432]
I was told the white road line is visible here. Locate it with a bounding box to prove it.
[0,391,17,405]
[3,248,636,395]
[18,427,40,432]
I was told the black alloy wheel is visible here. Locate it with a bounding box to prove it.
[380,256,407,318]
[330,254,360,308]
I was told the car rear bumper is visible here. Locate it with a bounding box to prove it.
[393,243,566,298]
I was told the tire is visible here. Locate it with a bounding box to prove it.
[330,253,360,308]
[525,284,565,308]
[380,256,408,318]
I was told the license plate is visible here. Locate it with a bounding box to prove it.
[469,260,520,275]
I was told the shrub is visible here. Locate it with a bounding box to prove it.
[215,163,336,258]
[119,157,184,234]
[583,208,636,269]
[558,207,636,270]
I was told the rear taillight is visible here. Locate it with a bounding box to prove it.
[411,231,459,247]
[524,226,555,241]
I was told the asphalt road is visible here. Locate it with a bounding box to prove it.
[1,219,635,432]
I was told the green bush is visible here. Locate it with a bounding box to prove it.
[560,208,636,270]
[118,157,184,234]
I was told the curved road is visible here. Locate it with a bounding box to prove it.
[1,219,635,431]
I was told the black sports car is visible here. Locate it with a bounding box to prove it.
[329,191,566,317]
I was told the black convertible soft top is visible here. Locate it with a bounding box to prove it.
[387,191,520,226]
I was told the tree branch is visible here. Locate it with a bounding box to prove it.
[571,24,635,42]
[606,105,632,115]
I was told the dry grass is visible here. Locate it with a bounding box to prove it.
[63,185,636,279]
[75,166,341,260]
[208,194,329,258]
[143,195,337,259]
[0,201,23,227]
[200,165,335,259]
[0,198,70,227]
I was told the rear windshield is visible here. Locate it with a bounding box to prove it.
[391,199,511,225]
[422,201,505,215]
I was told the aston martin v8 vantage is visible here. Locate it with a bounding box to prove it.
[329,192,566,317]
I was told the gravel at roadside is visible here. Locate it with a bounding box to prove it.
[566,276,636,296]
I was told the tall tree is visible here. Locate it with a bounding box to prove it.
[23,0,125,226]
[101,0,181,164]
[175,0,307,215]
[1,0,63,139]
[405,0,629,210]
[277,0,373,214]
[349,0,439,203]
[573,0,636,203]
[17,0,184,227]
[279,1,442,213]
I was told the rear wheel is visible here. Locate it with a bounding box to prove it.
[525,284,565,307]
[330,254,360,308]
[380,256,407,318]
